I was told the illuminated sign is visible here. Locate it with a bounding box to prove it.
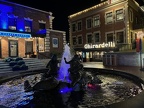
[137,31,144,39]
[84,42,115,49]
[0,31,31,38]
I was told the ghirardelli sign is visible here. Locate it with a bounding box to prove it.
[84,42,115,49]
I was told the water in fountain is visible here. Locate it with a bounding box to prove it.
[0,70,143,108]
[57,44,72,83]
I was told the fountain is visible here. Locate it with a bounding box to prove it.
[0,44,144,108]
[57,44,72,83]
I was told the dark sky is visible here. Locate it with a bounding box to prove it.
[6,0,144,41]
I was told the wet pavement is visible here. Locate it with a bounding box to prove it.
[82,62,144,81]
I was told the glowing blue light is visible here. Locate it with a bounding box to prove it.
[59,87,73,94]
[57,44,72,83]
[0,31,31,38]
[19,29,24,32]
[0,4,12,29]
[37,29,46,35]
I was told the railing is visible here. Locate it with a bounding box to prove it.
[116,43,136,52]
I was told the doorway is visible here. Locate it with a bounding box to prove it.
[9,40,18,57]
[25,41,33,57]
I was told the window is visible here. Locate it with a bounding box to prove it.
[39,23,46,30]
[116,31,124,43]
[93,15,100,27]
[8,15,17,30]
[25,20,32,32]
[77,21,82,31]
[94,32,100,43]
[116,9,124,21]
[25,41,33,53]
[78,36,82,44]
[129,9,133,22]
[106,33,114,42]
[106,12,113,24]
[72,23,76,32]
[72,37,77,45]
[86,18,92,29]
[87,34,92,43]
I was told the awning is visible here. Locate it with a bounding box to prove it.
[74,47,118,52]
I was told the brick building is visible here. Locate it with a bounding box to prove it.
[0,0,66,59]
[68,0,144,63]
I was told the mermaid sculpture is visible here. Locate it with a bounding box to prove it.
[64,54,84,87]
[24,53,86,91]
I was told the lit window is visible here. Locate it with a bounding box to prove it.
[129,9,133,22]
[116,9,124,21]
[25,20,32,32]
[106,12,113,24]
[8,14,17,30]
[9,26,16,30]
[25,26,31,32]
[93,16,100,27]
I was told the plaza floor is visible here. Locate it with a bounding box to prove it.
[82,62,144,81]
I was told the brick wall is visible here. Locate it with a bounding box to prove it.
[18,38,25,57]
[1,37,8,58]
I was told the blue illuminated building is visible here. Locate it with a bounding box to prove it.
[0,0,66,58]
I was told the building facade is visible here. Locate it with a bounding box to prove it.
[68,0,144,63]
[0,1,66,59]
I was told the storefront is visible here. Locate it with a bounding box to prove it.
[74,42,117,62]
[0,31,35,58]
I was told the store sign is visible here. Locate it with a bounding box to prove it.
[137,31,144,39]
[0,31,31,38]
[84,42,115,49]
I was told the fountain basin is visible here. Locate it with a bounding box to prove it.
[0,68,144,108]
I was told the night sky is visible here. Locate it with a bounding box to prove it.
[6,0,144,41]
